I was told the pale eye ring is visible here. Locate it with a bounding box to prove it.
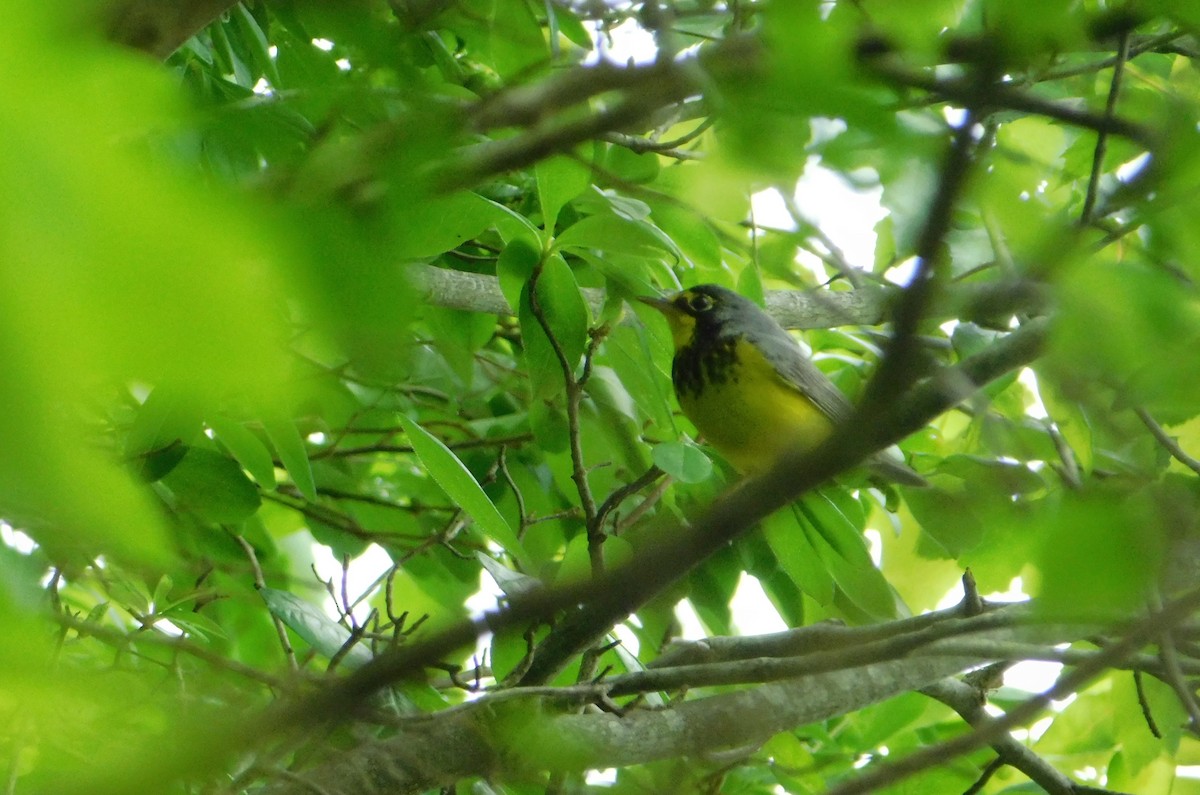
[689,293,714,313]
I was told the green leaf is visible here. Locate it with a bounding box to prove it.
[397,415,531,569]
[652,203,721,270]
[124,387,202,459]
[139,440,188,483]
[553,214,681,261]
[161,447,262,524]
[263,418,316,501]
[393,191,499,260]
[231,4,281,86]
[536,156,590,233]
[482,195,542,244]
[547,3,592,49]
[651,441,713,483]
[796,494,898,620]
[1034,489,1162,617]
[496,238,542,316]
[259,587,373,669]
[206,415,277,488]
[528,401,569,453]
[477,552,541,597]
[761,507,835,606]
[519,255,590,399]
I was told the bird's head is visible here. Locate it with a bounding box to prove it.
[637,284,757,349]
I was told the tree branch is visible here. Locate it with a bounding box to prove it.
[261,605,1113,795]
[1081,28,1132,223]
[414,264,1052,330]
[826,585,1200,795]
[102,0,237,58]
[922,678,1077,795]
[526,264,602,575]
[864,53,1154,147]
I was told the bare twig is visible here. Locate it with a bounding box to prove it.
[527,263,602,575]
[963,756,1006,795]
[313,433,533,459]
[1081,29,1132,223]
[497,447,530,540]
[861,105,980,425]
[53,612,285,688]
[1134,669,1164,738]
[603,118,712,157]
[593,465,665,536]
[235,534,300,672]
[865,55,1153,147]
[1136,407,1200,475]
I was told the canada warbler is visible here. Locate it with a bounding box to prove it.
[639,284,925,486]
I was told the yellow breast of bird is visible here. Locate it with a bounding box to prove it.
[675,337,835,475]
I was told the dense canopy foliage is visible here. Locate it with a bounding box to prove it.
[6,1,1200,793]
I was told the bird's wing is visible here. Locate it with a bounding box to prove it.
[751,329,856,426]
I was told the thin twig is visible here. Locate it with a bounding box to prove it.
[1036,31,1189,83]
[497,446,530,540]
[1150,588,1200,730]
[527,263,603,575]
[234,534,300,672]
[603,117,712,156]
[962,756,1006,795]
[1136,407,1200,475]
[54,610,286,688]
[614,472,674,533]
[593,465,665,535]
[861,105,979,421]
[313,433,533,459]
[1081,29,1132,223]
[1046,421,1084,490]
[865,54,1153,147]
[1134,669,1164,738]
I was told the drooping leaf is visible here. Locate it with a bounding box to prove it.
[519,254,590,399]
[397,415,531,570]
[536,155,590,233]
[263,418,316,501]
[207,415,277,488]
[259,587,373,669]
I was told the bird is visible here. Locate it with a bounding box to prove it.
[638,283,926,486]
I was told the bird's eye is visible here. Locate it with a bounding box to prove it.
[688,293,715,313]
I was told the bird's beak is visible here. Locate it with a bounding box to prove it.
[636,293,692,348]
[636,294,676,315]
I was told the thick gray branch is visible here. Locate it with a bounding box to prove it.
[265,611,1100,795]
[415,264,1050,329]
